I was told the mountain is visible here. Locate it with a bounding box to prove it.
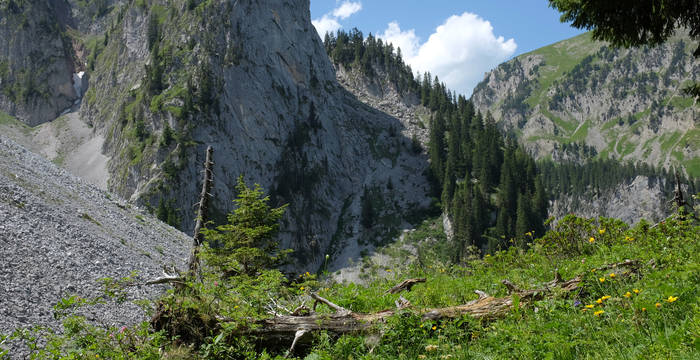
[471,32,699,177]
[0,0,431,272]
[0,134,189,355]
[323,30,697,231]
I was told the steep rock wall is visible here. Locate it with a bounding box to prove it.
[75,0,431,271]
[0,0,79,126]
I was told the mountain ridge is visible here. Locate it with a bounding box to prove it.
[471,31,699,177]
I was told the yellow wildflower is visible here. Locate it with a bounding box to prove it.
[420,324,424,328]
[585,304,595,308]
[609,273,616,278]
[601,295,611,300]
[589,237,595,243]
[594,310,605,316]
[599,228,606,235]
[599,277,605,283]
[633,289,640,294]
[432,326,437,330]
[655,302,661,309]
[596,298,603,304]
[624,292,632,298]
[667,296,678,303]
[641,307,646,312]
[300,286,305,291]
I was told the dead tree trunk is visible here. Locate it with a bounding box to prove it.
[152,260,639,355]
[187,146,214,276]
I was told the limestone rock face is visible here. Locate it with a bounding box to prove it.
[22,0,432,271]
[0,0,79,126]
[549,176,671,224]
[471,32,699,177]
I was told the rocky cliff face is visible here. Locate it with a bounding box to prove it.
[549,175,671,224]
[471,32,699,177]
[0,0,80,126]
[0,0,431,272]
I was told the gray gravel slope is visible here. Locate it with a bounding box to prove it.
[0,135,190,349]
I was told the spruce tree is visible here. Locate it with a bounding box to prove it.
[201,176,288,277]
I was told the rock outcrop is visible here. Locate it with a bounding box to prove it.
[549,175,671,224]
[471,32,699,177]
[1,0,432,272]
[0,0,80,126]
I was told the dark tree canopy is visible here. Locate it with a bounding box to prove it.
[549,0,700,97]
[549,0,700,55]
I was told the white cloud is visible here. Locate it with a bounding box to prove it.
[379,22,420,59]
[332,1,362,20]
[378,13,517,97]
[312,1,362,37]
[312,14,341,37]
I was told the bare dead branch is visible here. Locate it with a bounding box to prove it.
[311,293,349,314]
[385,278,426,294]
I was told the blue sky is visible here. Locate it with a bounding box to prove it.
[310,1,585,96]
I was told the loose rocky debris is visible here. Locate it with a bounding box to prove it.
[0,135,189,356]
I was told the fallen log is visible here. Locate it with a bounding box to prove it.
[385,278,426,294]
[152,259,640,355]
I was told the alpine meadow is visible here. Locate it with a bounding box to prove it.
[0,0,698,359]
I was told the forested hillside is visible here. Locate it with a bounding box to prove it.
[324,29,696,243]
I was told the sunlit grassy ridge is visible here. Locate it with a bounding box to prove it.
[479,30,700,177]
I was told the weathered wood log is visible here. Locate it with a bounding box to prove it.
[152,260,639,354]
[239,270,585,346]
[187,146,214,276]
[385,278,426,294]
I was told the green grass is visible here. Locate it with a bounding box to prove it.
[667,95,695,110]
[541,108,578,135]
[522,32,603,108]
[0,110,17,125]
[660,131,682,153]
[619,138,638,157]
[570,120,590,142]
[681,157,700,178]
[9,213,699,359]
[678,129,700,152]
[302,215,699,359]
[0,110,33,136]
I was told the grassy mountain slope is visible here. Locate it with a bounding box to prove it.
[472,32,699,177]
